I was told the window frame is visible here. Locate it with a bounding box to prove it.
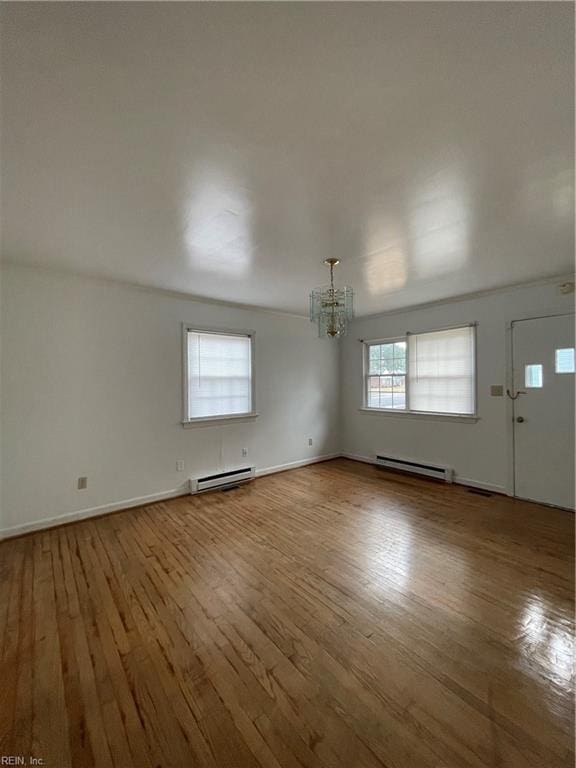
[182,324,257,426]
[555,347,576,374]
[363,337,409,412]
[524,363,543,388]
[362,324,478,420]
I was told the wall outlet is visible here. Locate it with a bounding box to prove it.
[77,476,87,490]
[308,438,313,447]
[241,448,248,457]
[176,460,185,472]
[490,385,504,397]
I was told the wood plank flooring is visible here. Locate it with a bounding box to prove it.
[0,458,573,768]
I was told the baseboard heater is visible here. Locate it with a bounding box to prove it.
[375,454,453,483]
[190,466,255,494]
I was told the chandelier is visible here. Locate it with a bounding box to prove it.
[309,258,354,338]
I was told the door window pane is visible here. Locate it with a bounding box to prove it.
[525,364,543,388]
[555,348,575,374]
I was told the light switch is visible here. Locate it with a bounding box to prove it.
[490,385,503,397]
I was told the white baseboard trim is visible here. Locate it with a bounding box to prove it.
[255,453,341,478]
[341,452,374,465]
[0,484,190,541]
[0,454,342,541]
[453,476,509,495]
[341,452,508,495]
[1,452,509,541]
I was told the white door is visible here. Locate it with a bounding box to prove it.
[512,314,575,509]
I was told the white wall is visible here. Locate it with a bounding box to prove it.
[2,265,573,538]
[0,264,340,536]
[341,278,574,493]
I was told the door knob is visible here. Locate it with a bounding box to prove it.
[516,416,525,423]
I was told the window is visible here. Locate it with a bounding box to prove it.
[409,326,476,414]
[366,341,406,409]
[555,348,575,374]
[364,325,476,416]
[525,364,543,388]
[184,328,254,422]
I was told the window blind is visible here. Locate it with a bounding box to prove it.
[408,326,475,414]
[187,330,252,419]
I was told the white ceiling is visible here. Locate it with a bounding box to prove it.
[1,2,574,316]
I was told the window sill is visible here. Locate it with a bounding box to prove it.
[182,412,259,428]
[358,407,479,423]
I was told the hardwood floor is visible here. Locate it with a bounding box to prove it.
[0,458,573,768]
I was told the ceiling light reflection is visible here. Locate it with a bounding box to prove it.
[183,169,253,278]
[409,169,470,278]
[521,163,574,222]
[362,215,408,295]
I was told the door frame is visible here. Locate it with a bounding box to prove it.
[506,311,575,503]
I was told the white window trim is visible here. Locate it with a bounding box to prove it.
[361,324,478,420]
[358,407,479,423]
[182,324,257,426]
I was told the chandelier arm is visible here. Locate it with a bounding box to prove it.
[330,262,336,335]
